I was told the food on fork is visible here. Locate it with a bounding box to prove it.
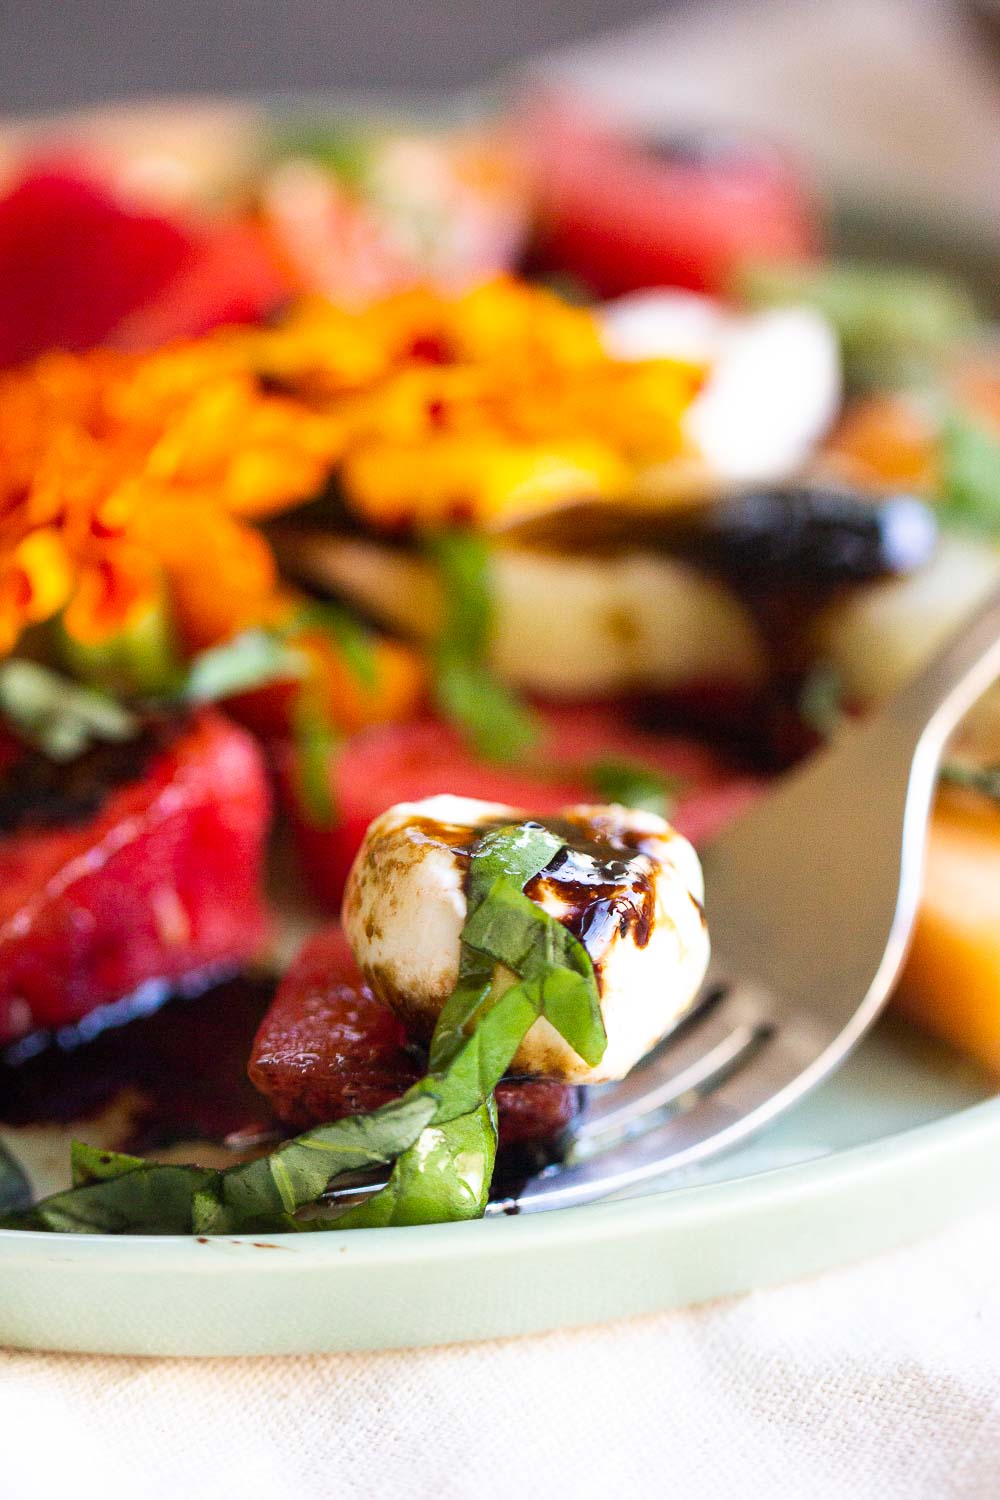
[248,925,581,1149]
[343,795,710,1084]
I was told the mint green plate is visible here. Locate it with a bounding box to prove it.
[0,95,998,1356]
[1,1017,997,1355]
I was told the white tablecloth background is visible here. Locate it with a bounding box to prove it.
[3,1207,1000,1498]
[4,3,1000,1494]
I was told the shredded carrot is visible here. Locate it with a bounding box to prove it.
[0,277,702,661]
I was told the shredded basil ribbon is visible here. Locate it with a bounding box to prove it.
[3,823,608,1236]
[936,411,1000,539]
[940,761,1000,806]
[0,1140,31,1215]
[0,660,139,763]
[588,757,677,819]
[425,529,538,764]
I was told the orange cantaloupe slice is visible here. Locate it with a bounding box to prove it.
[897,786,1000,1073]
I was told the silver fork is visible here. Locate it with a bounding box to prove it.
[490,584,1000,1214]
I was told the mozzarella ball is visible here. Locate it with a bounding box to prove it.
[601,290,841,483]
[342,794,710,1085]
[277,533,768,698]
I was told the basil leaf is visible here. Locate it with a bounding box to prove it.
[0,660,139,761]
[193,1092,438,1234]
[70,1142,146,1188]
[0,1140,31,1214]
[462,877,606,1067]
[936,411,1000,537]
[429,823,563,1069]
[290,682,340,827]
[427,982,545,1122]
[434,656,539,764]
[181,629,306,705]
[425,530,538,763]
[739,260,978,391]
[588,757,677,817]
[285,602,379,690]
[941,760,1000,805]
[334,1102,497,1229]
[465,822,563,908]
[2,1163,218,1234]
[272,121,376,189]
[526,966,606,1070]
[428,962,495,1073]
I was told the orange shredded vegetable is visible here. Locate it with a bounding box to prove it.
[0,277,702,676]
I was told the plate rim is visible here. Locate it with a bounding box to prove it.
[3,1089,998,1269]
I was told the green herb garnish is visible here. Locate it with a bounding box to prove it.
[180,629,306,705]
[286,601,379,690]
[7,1160,219,1234]
[936,410,1000,538]
[940,761,1000,805]
[333,1102,497,1230]
[4,821,608,1234]
[290,681,340,827]
[272,121,377,189]
[739,260,978,392]
[425,529,538,763]
[588,757,677,818]
[0,660,139,761]
[0,1140,31,1214]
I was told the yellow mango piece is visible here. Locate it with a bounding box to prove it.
[896,787,1000,1073]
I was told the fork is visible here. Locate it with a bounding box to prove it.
[320,588,1000,1219]
[487,584,1000,1214]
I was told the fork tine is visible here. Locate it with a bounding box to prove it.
[500,1018,825,1214]
[572,982,768,1142]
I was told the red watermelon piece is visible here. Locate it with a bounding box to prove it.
[0,710,271,1044]
[525,102,819,297]
[0,165,290,366]
[280,706,765,912]
[249,925,580,1150]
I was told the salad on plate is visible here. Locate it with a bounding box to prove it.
[0,95,997,1234]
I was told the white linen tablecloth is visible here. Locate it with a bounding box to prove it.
[3,1205,1000,1498]
[3,3,999,1494]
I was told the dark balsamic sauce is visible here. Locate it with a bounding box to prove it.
[0,972,279,1152]
[0,716,186,835]
[407,811,659,980]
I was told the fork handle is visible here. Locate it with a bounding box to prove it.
[884,583,1000,757]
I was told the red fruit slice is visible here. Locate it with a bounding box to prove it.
[249,925,579,1151]
[111,219,291,351]
[281,706,765,911]
[525,104,818,297]
[248,926,421,1125]
[0,710,271,1044]
[0,166,193,365]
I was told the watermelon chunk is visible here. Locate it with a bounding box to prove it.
[0,710,271,1044]
[249,926,580,1150]
[0,167,193,365]
[0,166,290,366]
[280,706,765,911]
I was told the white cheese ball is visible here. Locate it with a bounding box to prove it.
[342,794,710,1085]
[601,290,841,483]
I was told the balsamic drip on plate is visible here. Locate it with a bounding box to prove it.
[0,972,278,1152]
